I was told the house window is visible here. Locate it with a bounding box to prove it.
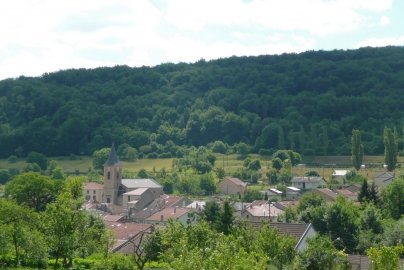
[93,190,96,194]
[107,171,111,179]
[117,172,119,178]
[86,195,90,200]
[93,196,96,201]
[106,197,110,203]
[86,190,89,194]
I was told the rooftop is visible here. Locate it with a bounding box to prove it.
[146,207,192,222]
[104,143,120,166]
[292,177,324,183]
[223,177,247,187]
[122,178,162,189]
[123,188,149,196]
[84,182,104,190]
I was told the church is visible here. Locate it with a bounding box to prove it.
[83,144,163,211]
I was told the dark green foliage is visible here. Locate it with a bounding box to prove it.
[0,47,404,157]
[242,190,263,202]
[381,176,404,219]
[92,148,111,170]
[26,152,48,170]
[0,169,11,184]
[247,159,261,171]
[384,127,398,171]
[351,129,364,170]
[358,179,370,203]
[5,172,61,211]
[296,235,351,270]
[271,157,283,171]
[305,170,320,177]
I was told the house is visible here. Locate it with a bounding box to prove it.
[130,195,190,223]
[261,188,283,201]
[186,200,206,210]
[373,171,395,189]
[240,200,284,222]
[83,182,104,203]
[332,169,350,183]
[313,188,338,202]
[121,178,163,198]
[218,177,247,195]
[106,222,154,253]
[249,222,316,252]
[144,207,194,226]
[291,177,325,190]
[286,186,301,200]
[335,188,358,202]
[122,188,156,212]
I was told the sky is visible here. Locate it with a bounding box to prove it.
[1,0,403,80]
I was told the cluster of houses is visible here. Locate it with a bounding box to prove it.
[83,145,395,265]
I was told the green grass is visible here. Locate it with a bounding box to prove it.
[1,154,402,181]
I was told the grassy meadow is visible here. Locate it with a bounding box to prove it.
[0,154,402,182]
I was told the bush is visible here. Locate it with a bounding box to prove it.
[258,148,272,156]
[7,155,18,163]
[0,169,11,184]
[26,152,48,170]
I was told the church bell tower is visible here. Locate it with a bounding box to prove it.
[103,143,122,204]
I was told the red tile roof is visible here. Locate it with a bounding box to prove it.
[84,182,103,190]
[146,207,192,222]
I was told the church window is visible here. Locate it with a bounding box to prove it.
[107,171,110,179]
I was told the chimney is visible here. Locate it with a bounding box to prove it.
[160,215,164,221]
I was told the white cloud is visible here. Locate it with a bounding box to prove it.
[0,0,397,79]
[357,36,404,48]
[379,15,390,26]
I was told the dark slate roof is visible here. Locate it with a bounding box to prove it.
[104,143,120,166]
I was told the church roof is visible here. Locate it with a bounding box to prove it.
[104,143,120,166]
[121,178,162,189]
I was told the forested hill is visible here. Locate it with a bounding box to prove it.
[0,46,403,157]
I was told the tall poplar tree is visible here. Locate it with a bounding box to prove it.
[383,128,397,171]
[351,129,364,170]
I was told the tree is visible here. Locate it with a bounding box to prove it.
[199,173,216,196]
[326,197,360,252]
[255,224,296,269]
[351,129,364,170]
[381,176,404,219]
[0,199,47,267]
[45,178,107,268]
[92,147,111,170]
[26,152,48,170]
[305,170,320,177]
[217,201,234,235]
[296,235,351,270]
[358,178,370,203]
[201,200,221,227]
[367,244,404,270]
[5,172,61,211]
[272,157,283,171]
[248,159,261,171]
[0,169,11,184]
[383,127,397,171]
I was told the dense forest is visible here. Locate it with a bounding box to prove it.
[0,46,403,158]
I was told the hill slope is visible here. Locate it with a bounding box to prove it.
[0,46,403,157]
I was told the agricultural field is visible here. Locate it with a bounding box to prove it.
[1,154,402,182]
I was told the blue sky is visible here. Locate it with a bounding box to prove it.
[0,0,403,80]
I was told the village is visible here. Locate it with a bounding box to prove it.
[81,145,399,269]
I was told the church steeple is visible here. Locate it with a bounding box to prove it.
[103,143,122,205]
[104,143,120,166]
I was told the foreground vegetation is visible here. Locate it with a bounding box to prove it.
[1,170,403,269]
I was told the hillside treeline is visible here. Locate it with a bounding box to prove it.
[0,46,403,157]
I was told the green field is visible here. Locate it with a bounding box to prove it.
[1,154,402,181]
